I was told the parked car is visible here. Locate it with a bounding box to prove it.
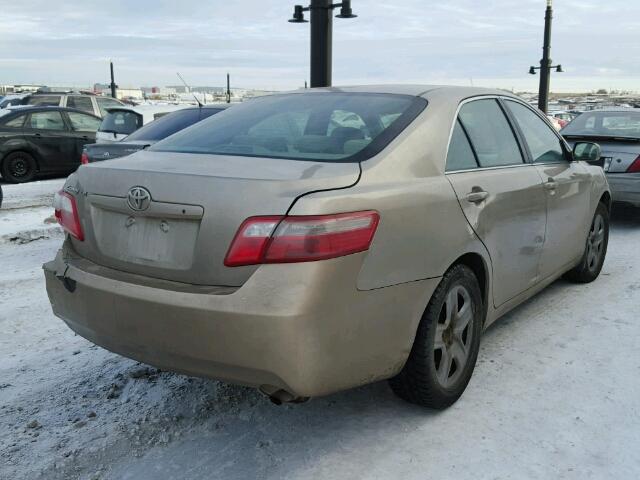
[82,104,230,164]
[562,109,640,207]
[44,86,610,408]
[0,106,101,182]
[24,93,125,118]
[554,111,577,124]
[95,105,191,143]
[0,94,30,109]
[547,115,564,130]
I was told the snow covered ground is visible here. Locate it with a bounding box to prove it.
[0,182,639,480]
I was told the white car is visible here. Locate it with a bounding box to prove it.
[95,105,191,143]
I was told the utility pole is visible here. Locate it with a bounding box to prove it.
[109,61,118,99]
[289,1,357,88]
[226,73,231,103]
[529,0,563,113]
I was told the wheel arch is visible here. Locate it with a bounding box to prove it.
[451,252,490,325]
[599,191,612,212]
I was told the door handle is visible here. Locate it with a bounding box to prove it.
[34,133,41,137]
[466,190,489,204]
[544,178,557,191]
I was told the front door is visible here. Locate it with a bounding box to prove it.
[503,99,592,279]
[445,99,547,307]
[64,111,101,166]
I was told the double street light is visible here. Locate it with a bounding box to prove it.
[529,0,564,113]
[289,0,357,88]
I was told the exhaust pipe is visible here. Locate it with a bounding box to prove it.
[259,385,309,405]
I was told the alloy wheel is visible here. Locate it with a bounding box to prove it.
[9,156,29,179]
[586,213,605,272]
[434,284,474,389]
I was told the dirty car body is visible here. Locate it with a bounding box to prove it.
[44,86,610,405]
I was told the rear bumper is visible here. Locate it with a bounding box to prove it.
[44,242,438,398]
[606,173,640,207]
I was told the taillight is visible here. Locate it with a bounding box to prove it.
[224,211,380,267]
[80,152,89,165]
[627,155,640,173]
[54,190,84,241]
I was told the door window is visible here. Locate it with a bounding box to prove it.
[505,100,566,163]
[458,99,524,168]
[67,112,101,132]
[66,96,94,113]
[446,120,478,171]
[3,114,26,128]
[28,112,66,131]
[26,95,61,107]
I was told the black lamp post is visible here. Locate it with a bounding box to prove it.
[109,61,118,99]
[529,0,563,113]
[289,0,357,88]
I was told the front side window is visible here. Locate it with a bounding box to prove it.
[66,96,94,113]
[27,95,61,107]
[3,114,26,128]
[152,93,426,162]
[67,112,101,132]
[446,120,478,172]
[99,110,141,135]
[28,111,66,131]
[505,100,565,163]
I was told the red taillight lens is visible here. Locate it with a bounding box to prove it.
[627,155,640,173]
[224,211,380,267]
[54,190,84,241]
[80,152,89,165]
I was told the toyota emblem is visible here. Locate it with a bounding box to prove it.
[127,186,152,211]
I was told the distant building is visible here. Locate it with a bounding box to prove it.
[0,84,45,94]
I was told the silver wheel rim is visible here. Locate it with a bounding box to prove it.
[586,213,605,272]
[434,284,474,389]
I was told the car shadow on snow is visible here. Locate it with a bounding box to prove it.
[610,203,640,229]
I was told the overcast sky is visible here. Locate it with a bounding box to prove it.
[1,0,639,92]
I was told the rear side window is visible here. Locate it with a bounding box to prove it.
[446,120,478,171]
[152,93,426,163]
[67,112,101,132]
[126,108,222,142]
[96,97,124,117]
[27,95,61,107]
[67,96,94,113]
[505,100,565,163]
[28,111,66,131]
[3,114,26,128]
[459,99,523,168]
[100,110,142,135]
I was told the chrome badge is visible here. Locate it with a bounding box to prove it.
[127,186,152,211]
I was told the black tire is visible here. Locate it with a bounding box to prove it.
[564,202,609,283]
[0,184,3,209]
[389,264,483,409]
[1,151,37,183]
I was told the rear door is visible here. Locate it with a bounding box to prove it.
[24,111,78,172]
[446,98,547,307]
[503,99,592,278]
[64,111,101,165]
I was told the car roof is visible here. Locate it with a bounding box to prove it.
[274,84,521,102]
[4,105,100,117]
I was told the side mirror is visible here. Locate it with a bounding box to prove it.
[573,142,601,163]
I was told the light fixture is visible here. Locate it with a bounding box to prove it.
[336,0,357,18]
[529,66,537,75]
[289,5,308,23]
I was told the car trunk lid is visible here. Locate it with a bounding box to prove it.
[564,135,640,172]
[70,150,360,286]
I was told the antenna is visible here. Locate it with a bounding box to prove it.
[176,72,203,107]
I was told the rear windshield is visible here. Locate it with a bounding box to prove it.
[151,93,426,162]
[126,108,223,142]
[99,110,142,135]
[561,111,640,138]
